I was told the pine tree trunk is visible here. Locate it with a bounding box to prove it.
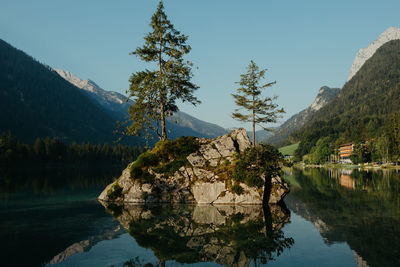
[160,101,167,140]
[252,113,255,146]
[252,95,255,146]
[158,37,167,140]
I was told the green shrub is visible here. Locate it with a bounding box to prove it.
[129,151,158,183]
[232,160,247,183]
[107,182,123,200]
[230,182,244,195]
[154,136,200,162]
[232,144,285,189]
[130,164,143,177]
[129,136,200,184]
[246,174,264,188]
[135,152,158,167]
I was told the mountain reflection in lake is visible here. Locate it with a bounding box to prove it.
[100,203,294,267]
[284,167,400,267]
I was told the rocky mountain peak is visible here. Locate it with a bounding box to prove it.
[310,86,340,111]
[347,27,400,82]
[54,69,99,93]
[54,68,228,139]
[54,69,87,88]
[54,68,128,107]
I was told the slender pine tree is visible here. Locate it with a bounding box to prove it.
[232,60,285,146]
[127,1,200,141]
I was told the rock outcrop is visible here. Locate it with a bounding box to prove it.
[98,128,289,204]
[347,27,400,82]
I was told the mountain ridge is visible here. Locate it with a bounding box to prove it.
[347,26,400,81]
[54,69,228,139]
[293,39,400,159]
[0,38,140,145]
[266,86,340,146]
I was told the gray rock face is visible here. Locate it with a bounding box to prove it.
[347,27,400,82]
[211,135,236,157]
[187,153,205,167]
[98,128,289,204]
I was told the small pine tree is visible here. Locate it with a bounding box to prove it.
[232,60,285,146]
[127,1,200,141]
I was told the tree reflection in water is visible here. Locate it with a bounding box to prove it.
[100,202,294,266]
[286,167,400,267]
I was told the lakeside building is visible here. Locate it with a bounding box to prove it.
[339,143,353,163]
[284,154,294,160]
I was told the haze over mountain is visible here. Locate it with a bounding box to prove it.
[0,38,142,145]
[55,69,228,140]
[0,38,228,146]
[267,86,340,146]
[54,69,131,120]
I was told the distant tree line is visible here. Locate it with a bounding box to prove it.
[0,132,145,168]
[299,112,400,164]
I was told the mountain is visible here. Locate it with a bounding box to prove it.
[0,38,142,145]
[54,69,228,140]
[293,38,400,159]
[347,27,400,81]
[253,129,274,143]
[168,112,228,138]
[266,86,340,146]
[54,69,131,120]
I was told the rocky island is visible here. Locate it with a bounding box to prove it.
[98,129,289,205]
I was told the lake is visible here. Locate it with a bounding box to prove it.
[1,167,399,267]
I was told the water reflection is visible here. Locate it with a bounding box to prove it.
[100,202,294,266]
[47,225,125,265]
[286,167,400,267]
[0,164,121,201]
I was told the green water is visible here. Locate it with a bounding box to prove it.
[0,167,399,266]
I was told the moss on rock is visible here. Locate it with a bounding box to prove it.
[129,136,200,184]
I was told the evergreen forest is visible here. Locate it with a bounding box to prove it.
[291,40,400,163]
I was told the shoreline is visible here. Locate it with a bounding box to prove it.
[297,163,400,170]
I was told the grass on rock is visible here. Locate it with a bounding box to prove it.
[129,136,200,184]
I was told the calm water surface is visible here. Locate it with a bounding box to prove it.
[1,168,399,267]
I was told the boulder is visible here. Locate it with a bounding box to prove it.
[187,153,205,167]
[211,135,236,157]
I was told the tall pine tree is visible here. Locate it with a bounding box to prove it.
[127,1,199,141]
[232,60,284,146]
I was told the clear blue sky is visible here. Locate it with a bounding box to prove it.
[1,0,399,130]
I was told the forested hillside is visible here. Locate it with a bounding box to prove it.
[0,39,142,145]
[267,86,340,147]
[292,40,400,162]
